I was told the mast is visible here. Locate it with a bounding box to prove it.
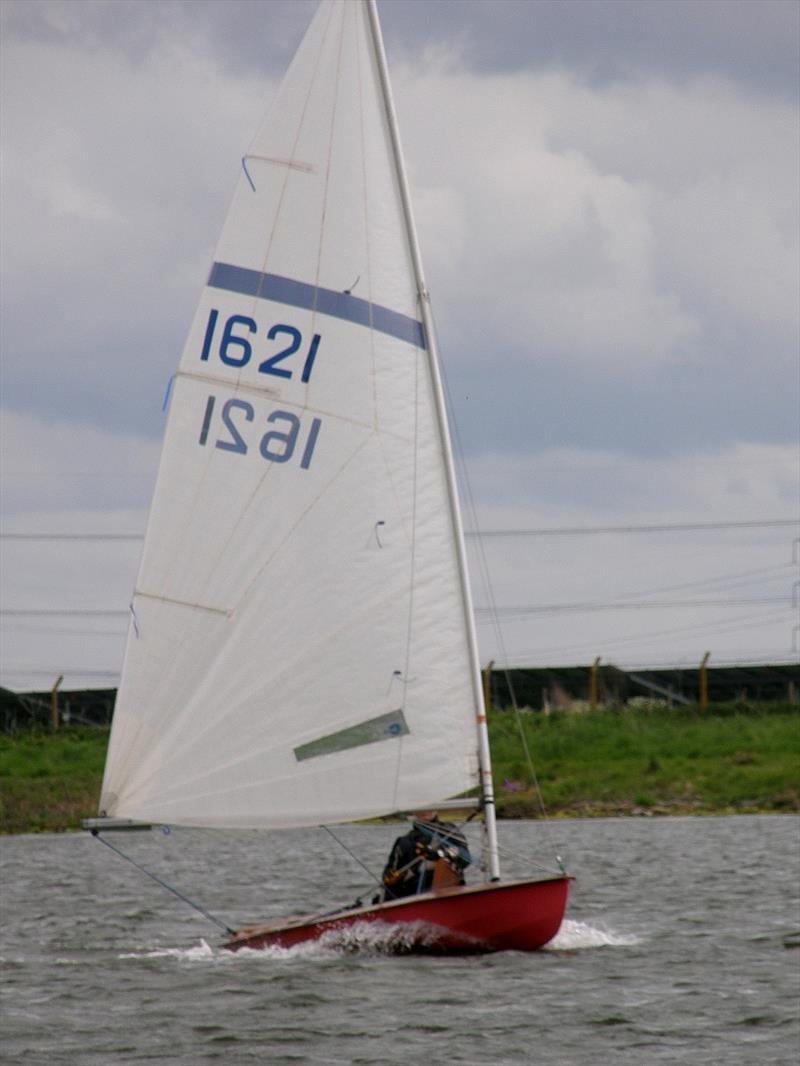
[365,0,501,881]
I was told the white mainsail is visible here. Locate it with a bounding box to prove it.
[100,0,487,831]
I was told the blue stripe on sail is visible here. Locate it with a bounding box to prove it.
[208,262,426,349]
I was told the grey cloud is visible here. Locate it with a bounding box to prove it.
[2,0,797,461]
[380,0,799,98]
[8,1,794,97]
[2,0,315,74]
[445,342,797,462]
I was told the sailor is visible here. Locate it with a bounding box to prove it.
[380,811,472,900]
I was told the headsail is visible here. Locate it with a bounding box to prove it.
[100,0,483,829]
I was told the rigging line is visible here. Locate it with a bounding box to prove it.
[444,439,550,838]
[491,837,566,877]
[90,831,235,935]
[352,0,409,813]
[433,322,562,867]
[351,0,375,410]
[321,825,384,891]
[393,319,423,812]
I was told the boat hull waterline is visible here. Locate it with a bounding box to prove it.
[224,875,571,954]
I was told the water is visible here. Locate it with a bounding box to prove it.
[2,816,798,1065]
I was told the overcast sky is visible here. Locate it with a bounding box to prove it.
[1,0,798,693]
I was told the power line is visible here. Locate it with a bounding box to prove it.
[466,519,798,537]
[576,563,791,609]
[1,518,797,541]
[502,607,789,661]
[8,624,127,636]
[475,597,790,618]
[1,669,120,679]
[1,610,128,617]
[4,591,792,620]
[500,653,800,670]
[0,533,142,541]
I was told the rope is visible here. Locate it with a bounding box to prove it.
[321,825,385,891]
[91,831,235,935]
[433,318,566,872]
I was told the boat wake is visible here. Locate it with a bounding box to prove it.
[117,923,449,963]
[544,919,641,950]
[239,919,467,957]
[118,940,219,962]
[118,919,638,964]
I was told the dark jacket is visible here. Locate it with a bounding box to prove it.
[381,818,471,899]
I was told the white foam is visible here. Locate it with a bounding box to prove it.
[118,939,218,962]
[235,919,452,959]
[116,919,640,963]
[116,923,444,964]
[544,918,642,950]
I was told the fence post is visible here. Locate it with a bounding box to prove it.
[698,652,710,711]
[482,660,495,712]
[589,656,601,710]
[50,674,64,730]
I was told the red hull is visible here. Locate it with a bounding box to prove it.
[223,875,570,954]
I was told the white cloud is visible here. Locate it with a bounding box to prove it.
[1,26,274,424]
[0,410,160,519]
[466,439,798,522]
[394,63,797,375]
[395,65,698,370]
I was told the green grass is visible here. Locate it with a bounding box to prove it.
[0,727,108,833]
[490,702,800,817]
[1,705,798,832]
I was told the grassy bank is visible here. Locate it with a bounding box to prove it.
[490,703,800,817]
[0,728,108,834]
[0,704,798,832]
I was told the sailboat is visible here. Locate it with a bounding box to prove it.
[87,0,570,954]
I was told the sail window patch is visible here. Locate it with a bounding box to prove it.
[208,262,426,350]
[294,709,410,762]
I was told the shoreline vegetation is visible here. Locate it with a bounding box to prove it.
[0,703,798,834]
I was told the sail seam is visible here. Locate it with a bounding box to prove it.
[243,153,316,176]
[176,369,406,434]
[174,369,281,399]
[135,591,231,616]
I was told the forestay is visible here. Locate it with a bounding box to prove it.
[100,0,483,829]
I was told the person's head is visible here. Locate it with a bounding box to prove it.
[413,810,437,823]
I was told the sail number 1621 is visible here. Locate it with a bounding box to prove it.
[200,308,320,381]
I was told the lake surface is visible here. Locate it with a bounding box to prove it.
[2,816,798,1064]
